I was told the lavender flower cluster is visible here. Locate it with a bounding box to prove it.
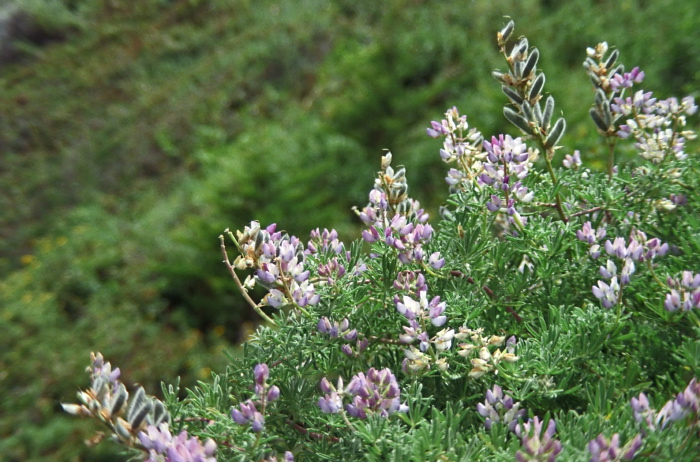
[476,384,645,462]
[233,222,320,309]
[664,271,700,312]
[632,378,700,431]
[614,89,697,164]
[587,433,642,462]
[427,110,538,231]
[139,423,217,462]
[62,353,216,461]
[578,223,669,309]
[585,41,698,166]
[476,384,526,431]
[317,316,369,357]
[395,291,448,347]
[357,153,443,267]
[480,134,535,229]
[318,367,408,418]
[515,417,562,462]
[426,106,486,189]
[231,364,280,432]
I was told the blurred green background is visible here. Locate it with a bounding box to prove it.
[0,0,698,459]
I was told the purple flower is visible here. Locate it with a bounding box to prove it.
[428,252,445,270]
[476,384,526,431]
[254,364,269,386]
[362,227,380,243]
[139,423,217,462]
[231,364,281,433]
[588,433,643,462]
[609,66,645,91]
[577,222,605,245]
[266,289,287,308]
[592,277,619,308]
[318,368,407,419]
[599,260,617,280]
[486,195,502,212]
[231,399,265,432]
[664,271,700,311]
[605,237,628,259]
[267,386,280,403]
[656,378,700,428]
[630,392,656,431]
[317,317,356,342]
[515,417,562,462]
[318,377,343,414]
[393,271,427,294]
[428,296,447,327]
[562,150,582,169]
[620,259,635,285]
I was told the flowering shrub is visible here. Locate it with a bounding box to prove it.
[62,20,700,461]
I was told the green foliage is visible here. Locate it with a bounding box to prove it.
[61,16,700,461]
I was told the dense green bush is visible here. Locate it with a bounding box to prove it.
[61,17,700,461]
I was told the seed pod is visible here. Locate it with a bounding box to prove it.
[521,101,536,123]
[583,57,597,72]
[110,383,129,417]
[114,418,132,441]
[513,60,524,80]
[589,108,610,133]
[510,38,528,63]
[522,48,539,78]
[604,49,619,70]
[129,401,152,430]
[545,118,566,149]
[61,403,90,417]
[533,101,543,126]
[499,20,514,43]
[602,100,613,127]
[529,73,545,101]
[502,85,524,106]
[492,70,507,84]
[595,89,607,109]
[151,400,169,426]
[396,199,410,215]
[504,107,535,135]
[392,183,408,201]
[93,376,109,404]
[542,96,555,129]
[127,386,146,423]
[254,231,264,251]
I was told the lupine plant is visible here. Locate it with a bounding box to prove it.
[62,20,700,461]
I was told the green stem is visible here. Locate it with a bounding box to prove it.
[340,409,356,432]
[645,260,667,290]
[615,284,624,324]
[420,261,447,279]
[543,151,568,223]
[606,137,617,181]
